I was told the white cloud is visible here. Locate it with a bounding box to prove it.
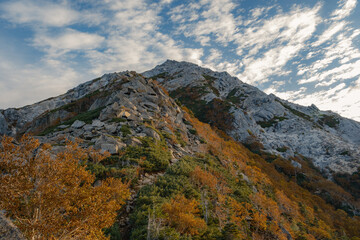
[331,0,357,20]
[33,29,105,55]
[312,21,347,47]
[298,30,360,86]
[0,1,79,27]
[264,86,307,101]
[81,0,204,75]
[0,56,83,109]
[268,82,360,121]
[236,4,321,84]
[169,0,238,46]
[0,0,104,27]
[294,81,360,121]
[205,49,222,63]
[169,3,201,24]
[0,0,359,122]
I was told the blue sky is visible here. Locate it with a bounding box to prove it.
[0,0,360,121]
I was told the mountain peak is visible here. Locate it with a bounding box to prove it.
[2,61,360,238]
[144,61,360,176]
[1,61,360,176]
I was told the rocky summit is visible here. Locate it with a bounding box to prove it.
[1,60,360,175]
[1,60,360,239]
[144,60,360,176]
[0,70,202,162]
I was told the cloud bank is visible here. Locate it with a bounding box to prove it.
[0,0,359,121]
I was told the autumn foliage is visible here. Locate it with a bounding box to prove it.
[190,166,218,192]
[0,135,130,240]
[182,107,360,239]
[162,194,206,236]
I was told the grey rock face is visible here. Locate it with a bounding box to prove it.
[0,112,9,136]
[1,60,359,176]
[94,135,125,154]
[71,120,86,129]
[144,60,360,175]
[92,120,105,128]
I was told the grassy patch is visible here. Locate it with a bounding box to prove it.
[203,74,220,96]
[226,88,246,104]
[120,125,132,137]
[110,117,127,123]
[39,107,104,136]
[276,146,288,153]
[318,115,339,128]
[63,107,104,125]
[39,125,62,136]
[257,116,287,128]
[189,129,198,135]
[340,150,350,156]
[175,129,187,147]
[152,72,168,80]
[170,86,234,131]
[276,100,312,121]
[121,137,171,172]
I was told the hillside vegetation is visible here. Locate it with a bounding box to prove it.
[1,64,360,239]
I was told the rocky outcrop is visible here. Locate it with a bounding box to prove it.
[2,60,360,238]
[143,60,360,175]
[0,71,201,168]
[1,60,359,176]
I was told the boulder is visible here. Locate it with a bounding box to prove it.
[117,109,131,118]
[100,143,118,154]
[105,124,117,133]
[136,133,147,138]
[141,102,159,111]
[0,113,9,136]
[125,137,142,146]
[143,127,161,140]
[239,173,251,184]
[71,120,86,128]
[291,160,302,169]
[92,120,105,128]
[94,134,125,154]
[83,124,93,132]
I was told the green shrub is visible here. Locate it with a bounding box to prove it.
[126,154,257,239]
[226,88,246,104]
[110,118,127,123]
[120,125,132,137]
[175,130,187,147]
[189,129,198,135]
[121,137,171,172]
[276,100,311,121]
[152,72,168,80]
[318,115,339,128]
[277,146,288,153]
[39,107,105,136]
[257,116,287,128]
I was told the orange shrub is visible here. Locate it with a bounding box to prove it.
[0,135,130,240]
[162,194,206,235]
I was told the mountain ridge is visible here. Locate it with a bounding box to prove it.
[1,60,360,176]
[143,60,360,175]
[2,61,360,238]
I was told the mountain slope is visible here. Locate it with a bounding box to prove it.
[1,61,360,239]
[143,60,360,176]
